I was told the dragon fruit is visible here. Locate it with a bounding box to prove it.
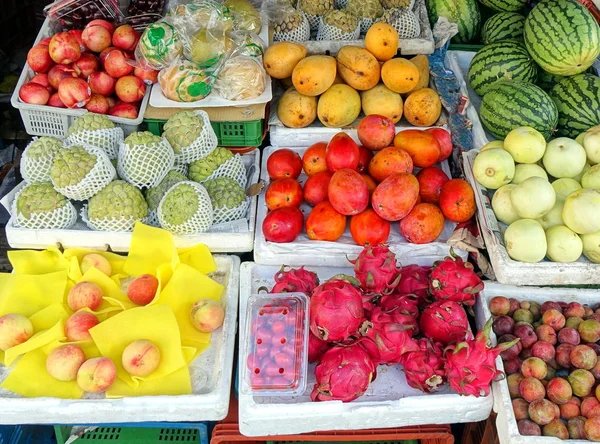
[444,318,520,397]
[311,344,376,402]
[399,338,446,393]
[395,264,431,306]
[420,301,469,345]
[429,251,484,307]
[310,279,365,342]
[308,332,330,363]
[380,294,419,319]
[271,266,320,296]
[349,246,401,295]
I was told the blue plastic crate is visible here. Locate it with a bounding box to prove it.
[0,425,54,444]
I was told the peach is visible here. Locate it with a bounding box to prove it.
[48,92,66,108]
[99,46,117,66]
[27,44,54,73]
[30,73,53,93]
[82,25,112,53]
[0,313,34,351]
[19,82,50,105]
[48,64,77,89]
[106,96,117,108]
[73,53,99,78]
[112,25,139,52]
[81,253,112,276]
[85,94,110,114]
[38,37,52,46]
[65,311,100,342]
[46,344,86,381]
[127,274,159,306]
[67,281,103,312]
[68,29,85,52]
[49,32,81,64]
[104,50,134,78]
[115,75,145,103]
[58,77,91,108]
[134,67,159,85]
[76,357,116,392]
[121,339,161,377]
[87,19,115,34]
[88,71,115,96]
[109,102,138,119]
[190,299,225,333]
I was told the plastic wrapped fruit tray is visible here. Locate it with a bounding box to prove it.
[10,18,150,138]
[473,282,600,444]
[0,151,259,253]
[237,261,493,437]
[0,255,239,425]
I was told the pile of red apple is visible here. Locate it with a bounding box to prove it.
[21,19,159,118]
[262,115,477,246]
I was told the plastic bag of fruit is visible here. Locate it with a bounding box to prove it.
[44,0,124,31]
[221,0,262,33]
[135,17,184,70]
[158,58,219,102]
[261,0,310,42]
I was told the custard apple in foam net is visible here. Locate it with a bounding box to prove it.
[66,113,122,159]
[145,170,188,225]
[21,137,64,183]
[189,148,233,182]
[204,176,248,223]
[67,113,114,136]
[158,181,213,234]
[163,111,205,154]
[118,131,175,188]
[85,180,148,231]
[14,182,77,229]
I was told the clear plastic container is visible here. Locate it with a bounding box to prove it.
[243,292,309,396]
[44,0,124,31]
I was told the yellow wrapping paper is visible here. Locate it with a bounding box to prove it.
[63,249,127,280]
[7,247,70,275]
[106,364,192,398]
[29,304,70,331]
[0,271,67,317]
[123,223,179,278]
[4,321,65,366]
[89,305,189,390]
[178,244,217,275]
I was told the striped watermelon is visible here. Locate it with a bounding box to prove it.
[481,12,525,44]
[480,81,558,139]
[524,0,600,76]
[427,0,481,43]
[468,41,537,96]
[479,0,525,12]
[549,74,600,138]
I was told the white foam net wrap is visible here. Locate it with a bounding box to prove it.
[204,154,248,188]
[273,15,311,42]
[157,182,214,235]
[385,9,420,38]
[66,127,124,160]
[117,138,175,189]
[52,145,117,201]
[147,209,160,227]
[360,17,376,35]
[175,111,219,164]
[81,205,149,232]
[212,197,250,224]
[317,20,361,40]
[12,188,78,230]
[334,0,348,8]
[173,161,189,176]
[305,12,321,32]
[20,138,63,184]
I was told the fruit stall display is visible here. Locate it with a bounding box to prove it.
[238,246,501,436]
[0,111,260,253]
[476,282,600,443]
[0,223,239,424]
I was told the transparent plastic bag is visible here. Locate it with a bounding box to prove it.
[262,0,311,40]
[223,0,262,32]
[135,18,184,71]
[168,0,234,32]
[213,56,266,101]
[158,59,217,102]
[230,31,266,58]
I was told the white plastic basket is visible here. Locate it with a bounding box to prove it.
[473,282,600,444]
[238,261,493,437]
[0,255,239,424]
[0,151,260,253]
[11,18,150,138]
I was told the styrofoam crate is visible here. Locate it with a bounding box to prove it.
[10,18,149,138]
[0,255,239,424]
[238,261,493,437]
[254,145,466,267]
[1,151,260,253]
[473,282,600,444]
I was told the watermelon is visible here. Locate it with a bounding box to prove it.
[478,0,526,12]
[481,12,525,44]
[524,0,600,76]
[468,41,538,96]
[549,74,600,138]
[480,81,558,139]
[427,0,481,43]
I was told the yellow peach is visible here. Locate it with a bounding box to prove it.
[46,345,86,381]
[81,253,112,277]
[190,299,225,333]
[68,281,103,312]
[121,339,161,377]
[0,313,34,351]
[77,357,116,392]
[65,311,100,342]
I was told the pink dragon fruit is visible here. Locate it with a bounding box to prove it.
[380,294,420,319]
[399,338,446,393]
[395,264,431,306]
[429,251,484,307]
[349,246,401,295]
[310,279,365,342]
[308,332,330,363]
[311,344,376,402]
[444,318,520,397]
[271,266,320,296]
[420,301,469,345]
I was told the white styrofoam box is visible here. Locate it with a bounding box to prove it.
[11,19,150,138]
[1,151,260,253]
[473,282,600,444]
[254,145,466,267]
[0,255,239,424]
[238,261,493,437]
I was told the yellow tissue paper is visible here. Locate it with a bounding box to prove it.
[123,223,179,278]
[29,304,70,332]
[7,247,69,275]
[89,305,188,390]
[106,364,192,398]
[0,271,67,317]
[4,321,65,366]
[63,248,127,280]
[178,244,217,275]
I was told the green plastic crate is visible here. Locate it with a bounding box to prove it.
[54,424,208,444]
[145,118,264,147]
[267,440,419,444]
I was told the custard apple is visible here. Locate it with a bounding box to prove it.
[274,10,311,42]
[118,131,175,188]
[66,113,122,159]
[85,180,148,231]
[163,111,204,154]
[145,170,188,225]
[204,177,248,223]
[158,181,213,234]
[67,113,114,136]
[14,182,77,229]
[380,0,411,9]
[189,148,233,182]
[346,0,382,20]
[320,10,359,34]
[21,136,64,183]
[299,0,333,16]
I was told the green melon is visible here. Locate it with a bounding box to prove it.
[480,81,558,139]
[524,0,600,76]
[427,0,481,43]
[468,40,538,96]
[481,12,525,44]
[549,74,600,138]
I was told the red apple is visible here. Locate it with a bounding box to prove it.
[267,149,302,180]
[326,132,359,171]
[357,115,396,150]
[425,128,453,162]
[262,207,304,243]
